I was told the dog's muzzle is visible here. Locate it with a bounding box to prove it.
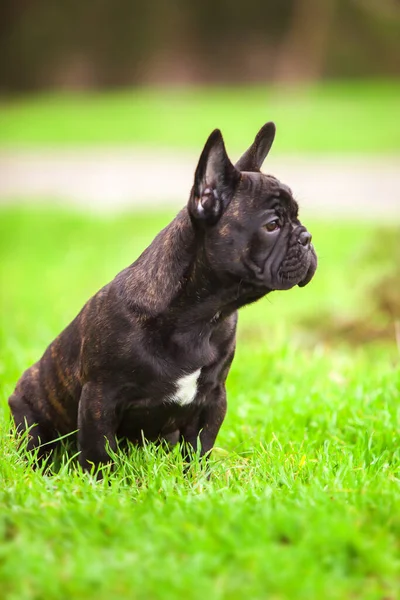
[276,227,317,290]
[298,247,317,287]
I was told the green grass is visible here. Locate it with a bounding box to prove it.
[1,80,399,152]
[1,206,399,600]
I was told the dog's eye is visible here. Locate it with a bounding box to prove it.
[264,220,280,232]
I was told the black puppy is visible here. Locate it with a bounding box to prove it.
[9,122,317,470]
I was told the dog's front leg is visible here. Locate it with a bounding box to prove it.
[199,385,227,457]
[181,385,227,459]
[77,382,118,472]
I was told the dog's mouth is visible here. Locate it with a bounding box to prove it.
[275,245,317,290]
[298,249,317,287]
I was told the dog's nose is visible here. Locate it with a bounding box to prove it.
[299,231,312,247]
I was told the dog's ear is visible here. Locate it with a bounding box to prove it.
[235,122,276,172]
[188,129,240,225]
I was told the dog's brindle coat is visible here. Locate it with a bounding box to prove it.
[9,123,317,470]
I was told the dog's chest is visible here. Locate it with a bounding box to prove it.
[166,369,201,406]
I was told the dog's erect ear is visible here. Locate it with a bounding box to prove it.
[188,129,240,226]
[235,122,276,172]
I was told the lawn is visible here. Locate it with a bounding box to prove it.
[0,206,399,600]
[0,80,399,153]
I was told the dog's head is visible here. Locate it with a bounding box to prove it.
[188,123,317,291]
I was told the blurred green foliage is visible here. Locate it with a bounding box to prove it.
[1,81,399,152]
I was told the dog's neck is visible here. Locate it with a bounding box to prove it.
[122,208,268,324]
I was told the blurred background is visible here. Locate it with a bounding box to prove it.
[0,0,399,354]
[1,0,400,89]
[0,0,399,214]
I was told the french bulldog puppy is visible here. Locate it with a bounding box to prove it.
[9,122,317,470]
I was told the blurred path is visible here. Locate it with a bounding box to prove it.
[0,149,399,220]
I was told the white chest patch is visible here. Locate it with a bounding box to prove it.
[167,369,201,406]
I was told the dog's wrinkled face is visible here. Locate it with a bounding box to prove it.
[213,171,317,291]
[188,122,317,292]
